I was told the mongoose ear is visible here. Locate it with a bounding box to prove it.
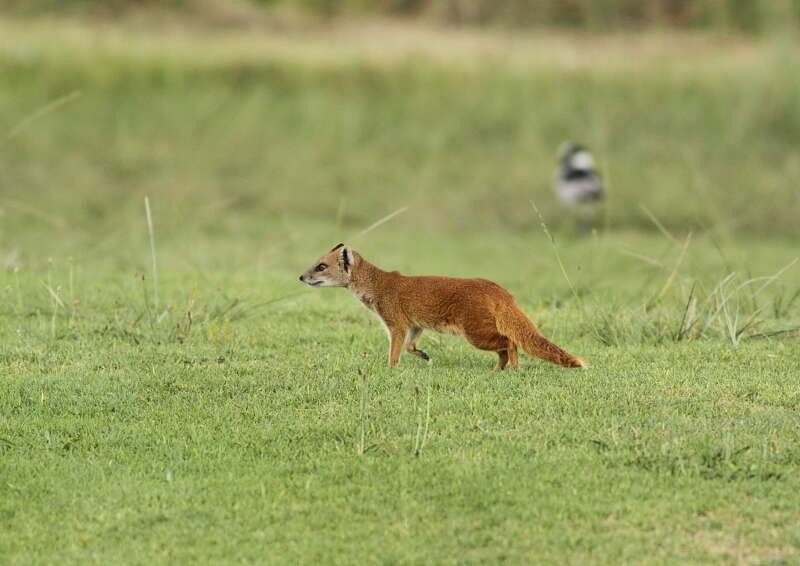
[339,245,354,273]
[330,243,344,252]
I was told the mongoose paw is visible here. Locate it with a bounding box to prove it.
[414,349,430,361]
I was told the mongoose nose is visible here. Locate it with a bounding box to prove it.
[298,275,304,282]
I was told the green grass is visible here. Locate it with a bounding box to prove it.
[2,16,800,565]
[3,227,800,564]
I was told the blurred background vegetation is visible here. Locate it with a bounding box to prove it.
[2,0,799,31]
[1,0,799,270]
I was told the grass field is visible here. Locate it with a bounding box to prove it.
[2,14,800,565]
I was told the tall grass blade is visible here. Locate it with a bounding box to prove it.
[41,281,65,309]
[640,204,677,244]
[351,206,409,241]
[675,282,697,342]
[415,386,432,457]
[701,260,797,336]
[4,90,82,144]
[144,196,159,312]
[357,369,368,456]
[531,200,578,300]
[655,232,692,301]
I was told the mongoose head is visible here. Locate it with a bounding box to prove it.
[299,243,355,288]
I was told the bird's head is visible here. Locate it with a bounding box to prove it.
[558,142,595,171]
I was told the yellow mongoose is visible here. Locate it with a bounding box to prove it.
[299,244,587,370]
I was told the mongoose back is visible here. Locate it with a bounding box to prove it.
[299,244,586,370]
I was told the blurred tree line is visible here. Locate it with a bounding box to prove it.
[4,0,799,32]
[274,0,800,32]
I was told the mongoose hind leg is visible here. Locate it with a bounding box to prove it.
[464,325,511,371]
[507,342,519,370]
[494,341,518,371]
[495,349,509,371]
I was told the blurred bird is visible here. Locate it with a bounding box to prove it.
[553,142,604,226]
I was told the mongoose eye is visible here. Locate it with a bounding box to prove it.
[315,263,327,272]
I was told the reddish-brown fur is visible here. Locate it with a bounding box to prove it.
[299,244,586,370]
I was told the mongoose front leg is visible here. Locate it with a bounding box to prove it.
[405,327,430,361]
[388,328,405,367]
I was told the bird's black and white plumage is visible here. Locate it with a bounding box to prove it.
[553,143,604,218]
